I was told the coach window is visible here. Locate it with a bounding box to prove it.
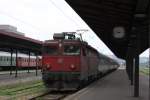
[7,57,9,61]
[43,46,58,55]
[100,59,106,65]
[64,45,80,55]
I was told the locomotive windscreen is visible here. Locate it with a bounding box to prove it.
[43,46,58,55]
[64,45,80,55]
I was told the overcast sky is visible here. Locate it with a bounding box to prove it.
[0,0,149,57]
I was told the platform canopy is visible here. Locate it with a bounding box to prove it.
[65,0,149,59]
[0,30,42,54]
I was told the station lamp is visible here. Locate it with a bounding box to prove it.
[134,14,146,18]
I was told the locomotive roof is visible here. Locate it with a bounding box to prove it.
[44,39,86,45]
[44,39,99,52]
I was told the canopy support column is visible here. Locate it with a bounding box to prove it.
[15,49,18,77]
[10,49,13,75]
[28,51,30,73]
[133,20,141,97]
[36,53,38,76]
[134,55,139,97]
[126,46,134,85]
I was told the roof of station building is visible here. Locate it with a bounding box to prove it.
[65,0,149,59]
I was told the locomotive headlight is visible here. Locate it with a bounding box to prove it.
[59,43,62,47]
[47,64,50,68]
[46,64,51,69]
[70,64,76,70]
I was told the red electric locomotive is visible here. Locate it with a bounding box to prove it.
[42,32,119,90]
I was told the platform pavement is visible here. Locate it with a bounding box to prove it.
[64,69,149,100]
[0,71,42,87]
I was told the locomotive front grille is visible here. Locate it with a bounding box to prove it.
[45,72,80,81]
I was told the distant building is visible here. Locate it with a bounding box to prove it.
[0,25,25,36]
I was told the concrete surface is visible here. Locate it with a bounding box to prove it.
[0,71,42,86]
[64,69,149,100]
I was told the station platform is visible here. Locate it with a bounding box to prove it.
[0,71,42,86]
[64,69,149,100]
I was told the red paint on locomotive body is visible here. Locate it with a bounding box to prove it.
[42,39,81,72]
[43,56,80,72]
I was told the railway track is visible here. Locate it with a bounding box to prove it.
[30,70,116,100]
[30,91,75,100]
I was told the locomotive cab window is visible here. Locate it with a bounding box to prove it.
[43,46,58,55]
[64,45,80,55]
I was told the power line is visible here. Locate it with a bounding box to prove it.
[0,1,82,32]
[48,0,81,28]
[0,10,44,33]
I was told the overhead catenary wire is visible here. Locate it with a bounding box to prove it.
[48,0,81,29]
[0,10,45,33]
[0,0,89,39]
[0,1,87,33]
